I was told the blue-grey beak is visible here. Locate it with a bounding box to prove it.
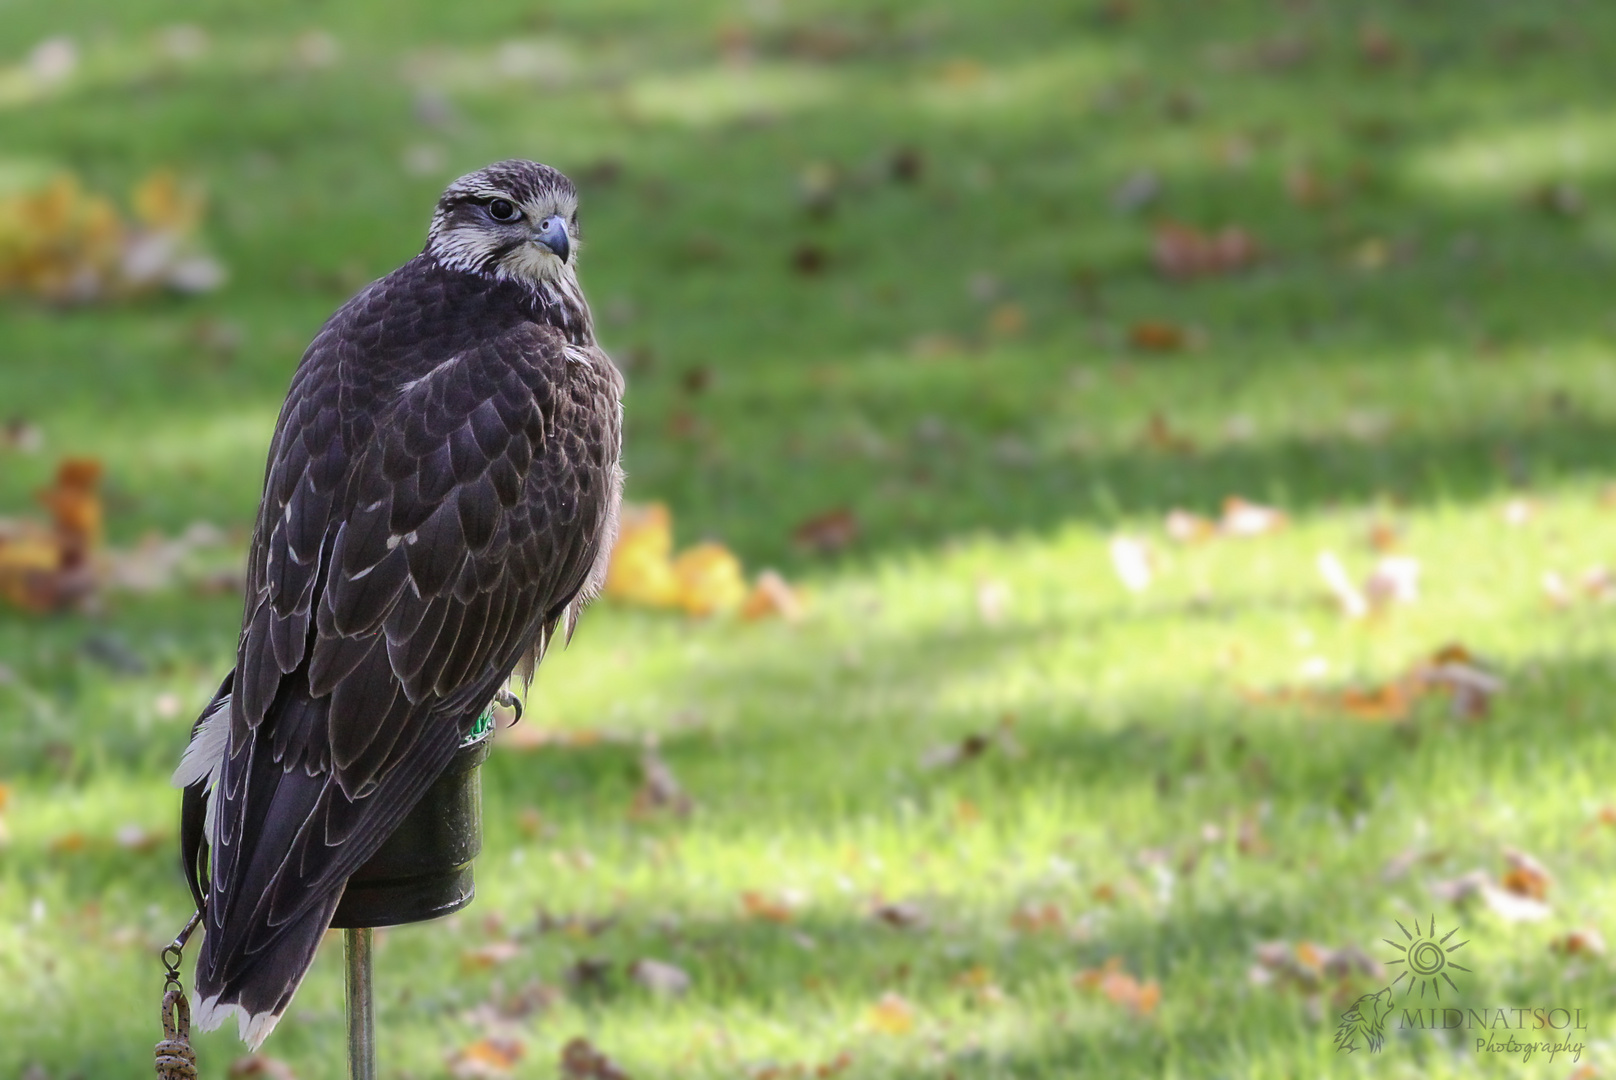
[533,215,570,262]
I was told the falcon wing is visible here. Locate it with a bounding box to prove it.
[191,288,621,1042]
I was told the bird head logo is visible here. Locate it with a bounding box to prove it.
[1334,986,1394,1053]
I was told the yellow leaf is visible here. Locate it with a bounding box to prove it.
[132,169,203,232]
[865,992,915,1035]
[604,502,680,607]
[671,541,746,616]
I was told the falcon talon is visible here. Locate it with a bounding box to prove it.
[172,160,623,1050]
[494,688,524,724]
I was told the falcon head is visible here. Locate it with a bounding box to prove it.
[427,159,580,285]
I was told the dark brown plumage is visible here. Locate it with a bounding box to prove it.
[174,160,622,1046]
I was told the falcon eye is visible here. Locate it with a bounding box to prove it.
[487,198,520,222]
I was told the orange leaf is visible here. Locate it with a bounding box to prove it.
[741,890,798,923]
[1129,321,1185,351]
[461,941,521,970]
[741,569,804,622]
[449,1037,525,1079]
[988,302,1025,336]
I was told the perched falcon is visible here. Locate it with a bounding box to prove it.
[172,160,623,1047]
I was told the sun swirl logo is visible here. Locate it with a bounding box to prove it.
[1386,915,1470,1000]
[1334,915,1471,1054]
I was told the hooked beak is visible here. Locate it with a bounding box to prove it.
[532,214,570,263]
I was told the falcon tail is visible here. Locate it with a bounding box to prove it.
[174,669,467,1050]
[191,894,341,1049]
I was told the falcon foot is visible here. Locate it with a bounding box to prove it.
[493,688,524,725]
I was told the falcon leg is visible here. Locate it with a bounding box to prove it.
[345,928,375,1080]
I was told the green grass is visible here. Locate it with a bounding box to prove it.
[4,1,1616,1076]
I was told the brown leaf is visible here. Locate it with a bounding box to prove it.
[871,900,928,930]
[1358,23,1402,67]
[1141,413,1195,454]
[229,1055,297,1080]
[889,147,924,184]
[630,747,693,818]
[988,302,1025,336]
[792,508,859,553]
[563,957,614,991]
[791,243,828,275]
[1551,929,1606,957]
[1129,321,1185,351]
[1152,222,1260,280]
[560,1037,631,1080]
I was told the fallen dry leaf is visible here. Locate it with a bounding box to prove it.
[1164,508,1214,543]
[1501,848,1552,900]
[671,542,746,616]
[741,890,802,923]
[448,1037,525,1079]
[988,302,1025,336]
[792,508,859,553]
[1074,958,1160,1016]
[460,941,522,971]
[628,958,690,996]
[560,1037,631,1080]
[1128,320,1185,351]
[741,569,804,621]
[1551,929,1606,957]
[1152,222,1260,280]
[1219,496,1286,537]
[0,170,223,303]
[114,823,163,853]
[864,992,916,1035]
[1010,901,1064,935]
[604,503,680,607]
[919,714,1020,770]
[228,1055,297,1080]
[1141,412,1195,454]
[630,746,693,818]
[871,900,927,930]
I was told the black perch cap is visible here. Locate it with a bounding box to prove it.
[330,723,493,929]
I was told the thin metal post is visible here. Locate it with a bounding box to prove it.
[345,927,375,1080]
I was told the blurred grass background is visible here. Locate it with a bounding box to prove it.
[3,1,1616,1077]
